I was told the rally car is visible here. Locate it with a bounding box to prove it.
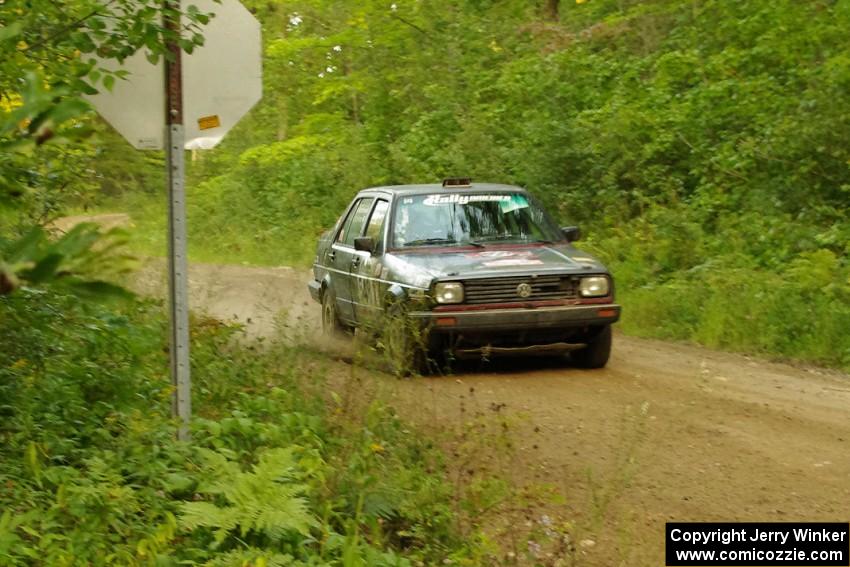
[307,179,620,373]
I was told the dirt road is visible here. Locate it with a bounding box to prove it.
[133,260,850,565]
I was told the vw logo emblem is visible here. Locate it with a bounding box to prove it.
[516,282,533,298]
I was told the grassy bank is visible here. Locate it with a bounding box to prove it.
[590,234,850,368]
[0,290,497,565]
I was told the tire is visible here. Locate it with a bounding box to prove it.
[321,287,349,336]
[571,325,612,369]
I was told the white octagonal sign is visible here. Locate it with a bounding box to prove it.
[86,0,262,150]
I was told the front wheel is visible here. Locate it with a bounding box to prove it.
[321,287,349,336]
[571,325,612,369]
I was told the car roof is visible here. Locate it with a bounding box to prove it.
[357,182,527,197]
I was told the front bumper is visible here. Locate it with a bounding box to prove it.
[307,279,322,303]
[408,303,620,332]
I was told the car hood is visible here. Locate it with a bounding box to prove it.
[383,243,608,287]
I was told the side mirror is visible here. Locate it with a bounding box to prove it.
[561,226,581,242]
[354,236,376,253]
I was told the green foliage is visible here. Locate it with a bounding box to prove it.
[0,222,135,296]
[108,0,845,368]
[607,245,850,367]
[188,129,377,265]
[0,291,484,565]
[3,0,849,366]
[0,0,210,211]
[180,448,317,547]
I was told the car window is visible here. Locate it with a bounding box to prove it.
[334,201,356,245]
[364,200,389,243]
[392,193,562,247]
[337,197,374,247]
[335,198,368,245]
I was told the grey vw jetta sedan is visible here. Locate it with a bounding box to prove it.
[308,179,620,372]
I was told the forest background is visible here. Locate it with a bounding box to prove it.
[1,0,849,564]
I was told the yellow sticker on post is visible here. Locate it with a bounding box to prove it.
[197,115,221,130]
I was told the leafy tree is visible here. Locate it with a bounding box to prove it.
[0,223,133,296]
[1,0,210,292]
[177,0,850,364]
[1,0,210,204]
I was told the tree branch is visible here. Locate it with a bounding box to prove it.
[390,13,428,36]
[21,0,117,53]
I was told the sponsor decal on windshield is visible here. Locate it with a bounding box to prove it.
[422,194,511,206]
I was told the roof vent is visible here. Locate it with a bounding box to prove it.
[442,177,472,188]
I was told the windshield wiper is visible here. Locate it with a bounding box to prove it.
[475,235,528,243]
[475,235,554,244]
[404,238,485,248]
[403,238,459,247]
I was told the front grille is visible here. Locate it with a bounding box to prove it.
[462,275,577,304]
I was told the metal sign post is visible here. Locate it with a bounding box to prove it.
[164,6,191,441]
[85,0,261,441]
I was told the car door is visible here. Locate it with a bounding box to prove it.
[328,197,374,323]
[351,198,390,325]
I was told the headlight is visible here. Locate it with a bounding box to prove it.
[434,282,464,304]
[579,276,609,297]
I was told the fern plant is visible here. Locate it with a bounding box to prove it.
[180,447,318,549]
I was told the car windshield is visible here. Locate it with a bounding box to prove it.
[392,192,563,248]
